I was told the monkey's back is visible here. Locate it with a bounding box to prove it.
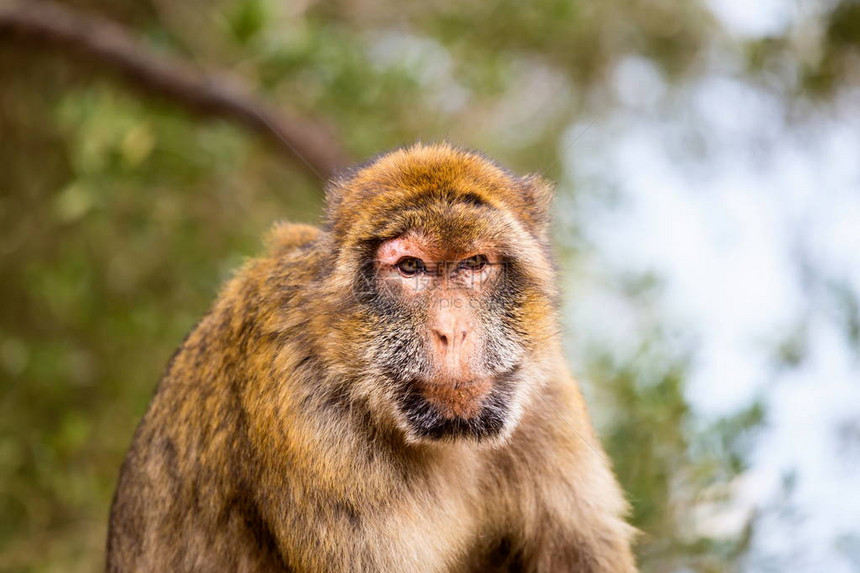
[107,223,323,572]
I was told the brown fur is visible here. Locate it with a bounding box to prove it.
[107,143,637,572]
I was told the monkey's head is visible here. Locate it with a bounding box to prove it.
[320,143,558,445]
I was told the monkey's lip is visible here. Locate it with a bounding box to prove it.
[414,376,494,420]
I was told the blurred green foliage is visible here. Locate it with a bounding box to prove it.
[1,0,858,571]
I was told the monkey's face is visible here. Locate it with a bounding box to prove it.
[365,229,527,442]
[325,144,557,444]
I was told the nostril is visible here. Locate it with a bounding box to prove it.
[438,333,449,347]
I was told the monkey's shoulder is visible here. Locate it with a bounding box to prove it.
[264,221,322,257]
[214,222,326,317]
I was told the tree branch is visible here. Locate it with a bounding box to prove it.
[0,0,350,182]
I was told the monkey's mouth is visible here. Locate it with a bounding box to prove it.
[397,368,520,441]
[414,377,493,420]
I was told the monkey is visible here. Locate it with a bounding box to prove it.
[107,142,638,572]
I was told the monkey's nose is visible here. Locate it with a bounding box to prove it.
[433,328,467,350]
[431,297,476,380]
[432,327,473,382]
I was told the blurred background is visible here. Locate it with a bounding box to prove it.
[2,0,859,571]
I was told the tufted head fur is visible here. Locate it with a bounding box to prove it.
[306,143,560,444]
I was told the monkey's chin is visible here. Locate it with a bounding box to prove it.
[395,370,521,444]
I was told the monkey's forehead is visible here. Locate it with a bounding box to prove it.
[375,232,501,265]
[325,143,550,243]
[334,144,514,208]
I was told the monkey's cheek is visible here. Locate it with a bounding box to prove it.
[416,378,493,420]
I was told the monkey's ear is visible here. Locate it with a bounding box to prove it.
[323,170,361,232]
[518,174,555,238]
[324,176,345,212]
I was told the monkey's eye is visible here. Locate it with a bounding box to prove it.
[459,254,488,272]
[395,257,426,277]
